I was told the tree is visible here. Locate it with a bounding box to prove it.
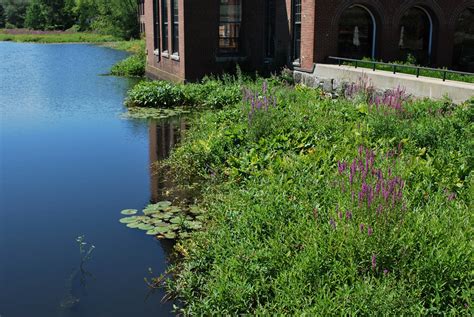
[1,0,29,28]
[0,4,5,28]
[24,0,45,29]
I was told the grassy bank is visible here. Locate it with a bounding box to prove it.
[0,29,120,43]
[142,78,474,314]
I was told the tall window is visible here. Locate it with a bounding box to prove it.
[162,0,169,52]
[337,5,376,59]
[171,0,179,55]
[398,7,433,65]
[293,0,302,62]
[265,0,276,58]
[453,7,474,72]
[153,0,160,54]
[219,0,242,54]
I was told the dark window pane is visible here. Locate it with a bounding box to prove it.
[172,0,179,55]
[453,7,474,72]
[293,0,302,61]
[337,6,375,60]
[265,0,276,57]
[219,0,241,54]
[399,7,431,65]
[153,0,160,52]
[162,0,168,52]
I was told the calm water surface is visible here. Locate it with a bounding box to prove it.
[0,42,176,317]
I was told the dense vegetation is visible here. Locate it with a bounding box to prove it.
[136,76,473,315]
[0,0,138,39]
[125,75,251,108]
[110,50,146,77]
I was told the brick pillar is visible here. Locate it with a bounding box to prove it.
[300,0,315,71]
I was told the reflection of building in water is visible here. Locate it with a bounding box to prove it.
[149,119,186,203]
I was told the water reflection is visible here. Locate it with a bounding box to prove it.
[149,118,188,204]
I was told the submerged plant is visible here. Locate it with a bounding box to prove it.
[59,236,96,310]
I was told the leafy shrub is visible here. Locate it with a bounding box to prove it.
[125,80,185,108]
[110,52,145,77]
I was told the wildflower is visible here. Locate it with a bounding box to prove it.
[359,223,365,232]
[371,254,377,270]
[345,210,352,220]
[368,226,373,236]
[338,211,343,220]
[329,218,336,229]
[383,269,388,275]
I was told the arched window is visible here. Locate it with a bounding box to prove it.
[398,7,433,65]
[337,5,376,59]
[453,7,474,72]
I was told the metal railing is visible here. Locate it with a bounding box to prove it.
[328,56,474,82]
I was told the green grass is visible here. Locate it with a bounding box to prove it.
[344,60,474,84]
[0,30,119,43]
[101,39,145,54]
[155,79,473,315]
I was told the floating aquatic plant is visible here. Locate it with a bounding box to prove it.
[119,202,205,240]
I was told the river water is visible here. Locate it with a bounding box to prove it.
[0,42,177,317]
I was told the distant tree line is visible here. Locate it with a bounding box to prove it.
[0,0,139,39]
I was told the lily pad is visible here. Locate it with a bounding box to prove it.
[163,232,177,239]
[120,216,138,224]
[138,224,154,231]
[146,227,170,235]
[170,217,184,224]
[121,209,138,215]
[156,201,172,208]
[126,222,142,229]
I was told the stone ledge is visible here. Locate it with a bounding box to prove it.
[294,64,474,104]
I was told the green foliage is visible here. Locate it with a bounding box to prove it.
[1,0,29,28]
[0,4,5,28]
[125,77,245,110]
[163,80,473,315]
[24,0,75,30]
[5,0,139,39]
[125,80,186,108]
[110,51,145,77]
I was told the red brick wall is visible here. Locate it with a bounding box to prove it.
[145,0,474,81]
[313,0,474,68]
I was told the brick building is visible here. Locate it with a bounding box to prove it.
[144,0,474,82]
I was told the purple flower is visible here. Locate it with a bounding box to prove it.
[383,269,389,275]
[345,210,352,220]
[359,223,365,232]
[368,226,373,236]
[338,211,343,220]
[329,218,336,229]
[371,254,377,270]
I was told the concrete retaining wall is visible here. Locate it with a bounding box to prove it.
[294,64,474,104]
